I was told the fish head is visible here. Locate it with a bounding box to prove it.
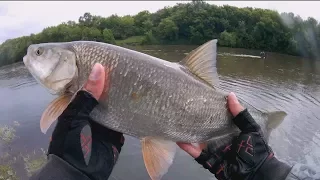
[23,43,78,95]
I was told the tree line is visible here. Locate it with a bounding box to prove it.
[1,0,320,67]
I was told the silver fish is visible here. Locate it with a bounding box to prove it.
[23,40,287,180]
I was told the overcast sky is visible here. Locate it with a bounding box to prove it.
[1,1,320,44]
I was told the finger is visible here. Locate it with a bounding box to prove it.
[100,67,111,101]
[177,142,201,158]
[227,92,244,117]
[199,142,208,150]
[228,93,261,132]
[83,63,106,100]
[194,146,226,175]
[233,108,261,132]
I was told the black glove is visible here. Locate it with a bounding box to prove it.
[195,109,292,180]
[48,90,124,180]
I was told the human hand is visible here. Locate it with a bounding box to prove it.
[177,92,291,180]
[48,63,124,180]
[177,92,244,158]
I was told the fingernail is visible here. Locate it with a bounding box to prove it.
[229,92,239,104]
[89,64,101,81]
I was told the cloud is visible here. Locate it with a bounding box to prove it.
[0,4,7,16]
[1,1,320,44]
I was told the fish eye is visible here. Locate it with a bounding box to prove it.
[35,48,44,56]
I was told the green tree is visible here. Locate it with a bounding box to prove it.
[142,30,158,45]
[134,11,153,34]
[81,27,103,41]
[102,28,116,44]
[219,31,237,47]
[157,18,178,41]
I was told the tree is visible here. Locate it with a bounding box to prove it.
[219,31,237,47]
[2,1,320,67]
[81,27,103,41]
[142,30,158,45]
[79,12,94,27]
[134,11,153,34]
[103,28,116,44]
[157,18,178,40]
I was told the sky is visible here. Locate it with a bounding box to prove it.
[1,1,320,44]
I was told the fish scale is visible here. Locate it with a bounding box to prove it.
[23,39,287,180]
[69,42,235,142]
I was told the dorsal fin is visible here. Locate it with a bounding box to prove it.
[180,39,219,87]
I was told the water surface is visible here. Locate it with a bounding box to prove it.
[0,45,319,179]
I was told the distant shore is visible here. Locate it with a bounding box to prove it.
[1,1,320,67]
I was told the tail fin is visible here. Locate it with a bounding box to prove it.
[265,111,287,141]
[204,111,287,151]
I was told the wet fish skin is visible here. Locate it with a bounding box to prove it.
[86,41,235,143]
[73,41,277,143]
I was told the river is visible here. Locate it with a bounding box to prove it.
[0,45,319,179]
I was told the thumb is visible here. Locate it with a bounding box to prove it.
[177,142,201,158]
[83,63,106,100]
[227,92,244,117]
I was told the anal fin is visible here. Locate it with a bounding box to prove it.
[141,137,176,180]
[40,93,72,134]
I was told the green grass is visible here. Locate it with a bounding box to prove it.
[116,36,145,46]
[0,165,17,180]
[0,125,16,143]
[23,149,47,177]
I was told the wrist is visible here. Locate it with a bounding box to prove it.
[30,154,91,180]
[61,90,98,118]
[253,157,292,180]
[49,91,97,157]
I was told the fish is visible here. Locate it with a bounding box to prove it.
[23,39,287,180]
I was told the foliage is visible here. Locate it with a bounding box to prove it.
[23,148,47,177]
[141,31,158,45]
[219,31,237,47]
[115,36,145,46]
[102,29,116,44]
[1,2,320,67]
[0,125,16,143]
[0,164,17,180]
[156,18,179,41]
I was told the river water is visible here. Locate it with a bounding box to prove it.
[0,45,319,179]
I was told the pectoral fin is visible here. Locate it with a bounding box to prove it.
[40,94,72,134]
[141,137,176,180]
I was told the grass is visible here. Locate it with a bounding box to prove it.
[115,36,145,46]
[23,149,47,177]
[0,165,17,180]
[0,125,16,143]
